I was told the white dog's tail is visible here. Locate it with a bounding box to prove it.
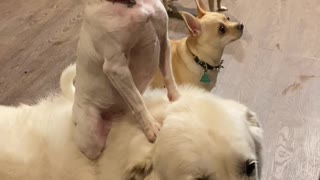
[60,64,76,100]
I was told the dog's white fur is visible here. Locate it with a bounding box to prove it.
[0,64,262,180]
[73,0,179,159]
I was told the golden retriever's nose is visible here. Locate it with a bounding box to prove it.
[237,23,244,31]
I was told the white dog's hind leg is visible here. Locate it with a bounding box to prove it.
[103,53,160,142]
[72,105,112,160]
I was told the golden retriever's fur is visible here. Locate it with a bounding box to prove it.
[0,65,262,180]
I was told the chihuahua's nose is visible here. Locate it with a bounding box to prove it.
[237,23,244,30]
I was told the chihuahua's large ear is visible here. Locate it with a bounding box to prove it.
[124,155,153,180]
[246,110,263,178]
[195,0,208,18]
[179,11,202,36]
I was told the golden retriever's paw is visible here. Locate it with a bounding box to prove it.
[125,156,153,180]
[217,6,228,11]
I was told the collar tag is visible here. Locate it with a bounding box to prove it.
[200,69,211,84]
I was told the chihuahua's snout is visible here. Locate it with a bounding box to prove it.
[237,23,244,31]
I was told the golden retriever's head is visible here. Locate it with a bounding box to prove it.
[153,94,262,180]
[126,87,263,180]
[180,0,243,48]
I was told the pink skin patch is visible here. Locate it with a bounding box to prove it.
[99,111,113,139]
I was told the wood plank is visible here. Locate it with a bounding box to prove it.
[0,0,83,105]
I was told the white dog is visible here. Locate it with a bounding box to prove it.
[73,0,180,159]
[0,64,263,180]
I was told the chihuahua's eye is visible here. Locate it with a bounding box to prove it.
[227,17,230,20]
[245,160,256,176]
[219,25,226,34]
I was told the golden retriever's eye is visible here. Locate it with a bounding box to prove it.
[245,160,256,176]
[227,17,230,21]
[219,25,226,34]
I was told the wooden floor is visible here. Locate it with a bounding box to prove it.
[1,0,319,179]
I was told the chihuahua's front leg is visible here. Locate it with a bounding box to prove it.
[103,53,160,142]
[159,33,180,102]
[217,0,227,11]
[208,0,215,11]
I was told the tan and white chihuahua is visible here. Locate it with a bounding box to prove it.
[152,0,243,91]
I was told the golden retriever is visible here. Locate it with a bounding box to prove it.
[0,64,263,180]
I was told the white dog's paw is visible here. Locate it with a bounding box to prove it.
[167,89,180,102]
[144,119,161,143]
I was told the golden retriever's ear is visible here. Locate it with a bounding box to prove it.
[246,110,263,178]
[124,156,153,180]
[179,11,202,36]
[195,0,208,18]
[246,110,263,145]
[246,110,261,128]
